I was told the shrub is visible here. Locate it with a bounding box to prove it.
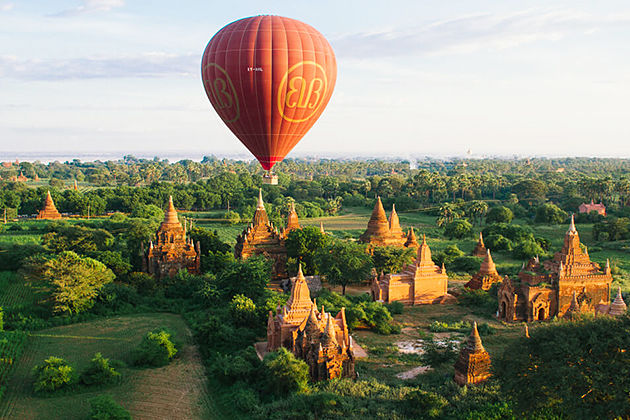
[512,240,545,260]
[534,203,567,224]
[444,219,473,239]
[80,353,121,386]
[223,210,241,225]
[458,288,498,316]
[32,356,76,392]
[404,389,449,418]
[262,348,309,397]
[133,328,178,367]
[229,294,258,328]
[450,256,482,273]
[421,337,459,366]
[88,395,132,420]
[385,301,404,315]
[486,206,514,224]
[484,234,513,252]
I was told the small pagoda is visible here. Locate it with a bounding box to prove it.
[454,322,492,386]
[267,265,355,380]
[360,198,416,249]
[36,191,62,220]
[472,232,487,257]
[465,249,502,290]
[608,287,627,316]
[234,189,289,279]
[371,235,455,305]
[284,202,301,237]
[144,197,200,278]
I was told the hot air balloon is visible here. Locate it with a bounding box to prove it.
[201,15,337,184]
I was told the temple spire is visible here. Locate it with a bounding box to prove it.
[320,222,325,234]
[389,204,403,238]
[568,214,577,234]
[164,196,180,225]
[257,188,265,209]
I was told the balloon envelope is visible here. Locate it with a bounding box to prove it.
[201,16,337,170]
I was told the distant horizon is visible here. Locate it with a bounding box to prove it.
[1,150,629,164]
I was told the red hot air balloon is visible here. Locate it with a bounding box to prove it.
[201,15,337,183]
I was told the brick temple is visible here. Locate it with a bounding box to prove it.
[578,200,606,216]
[235,190,303,279]
[266,265,356,380]
[371,235,455,305]
[454,322,492,386]
[359,197,417,250]
[497,216,612,322]
[144,196,200,278]
[465,249,502,291]
[36,191,62,220]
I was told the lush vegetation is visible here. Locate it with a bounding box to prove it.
[1,157,630,418]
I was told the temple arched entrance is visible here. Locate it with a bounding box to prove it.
[538,308,545,321]
[500,301,507,319]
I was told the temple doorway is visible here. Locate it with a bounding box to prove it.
[500,301,506,319]
[537,308,545,321]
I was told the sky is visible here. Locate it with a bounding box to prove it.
[1,0,630,160]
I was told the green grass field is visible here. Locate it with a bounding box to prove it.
[0,313,218,420]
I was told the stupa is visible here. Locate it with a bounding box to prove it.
[235,189,288,279]
[465,249,502,290]
[454,322,492,386]
[498,216,612,322]
[144,196,200,278]
[359,197,415,249]
[36,191,62,220]
[608,286,627,316]
[371,235,455,305]
[284,202,301,237]
[266,265,355,380]
[472,232,487,257]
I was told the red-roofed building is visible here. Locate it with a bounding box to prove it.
[578,200,606,216]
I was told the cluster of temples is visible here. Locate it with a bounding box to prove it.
[371,235,455,305]
[498,216,613,322]
[360,197,418,250]
[266,265,356,380]
[37,191,62,220]
[143,197,200,278]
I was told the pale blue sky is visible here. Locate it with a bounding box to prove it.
[1,1,630,159]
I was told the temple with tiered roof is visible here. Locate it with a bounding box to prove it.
[36,191,62,220]
[371,235,455,305]
[144,197,200,278]
[498,216,612,322]
[266,265,356,380]
[359,198,416,249]
[454,322,492,386]
[234,189,292,279]
[465,249,502,290]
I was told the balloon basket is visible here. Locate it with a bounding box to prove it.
[262,174,278,185]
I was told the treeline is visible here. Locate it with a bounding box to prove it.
[2,158,630,223]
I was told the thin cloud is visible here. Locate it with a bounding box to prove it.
[1,2,14,12]
[332,9,630,58]
[0,52,198,80]
[51,0,124,17]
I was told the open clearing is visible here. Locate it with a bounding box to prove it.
[0,313,217,420]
